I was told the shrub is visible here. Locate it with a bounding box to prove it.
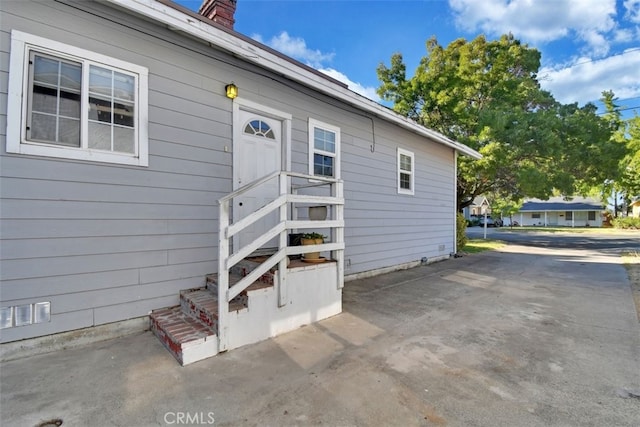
[301,232,326,240]
[466,217,481,227]
[612,217,640,229]
[457,212,468,250]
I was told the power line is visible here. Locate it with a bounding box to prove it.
[597,105,640,115]
[549,47,640,69]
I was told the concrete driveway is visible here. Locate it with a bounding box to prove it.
[2,241,639,426]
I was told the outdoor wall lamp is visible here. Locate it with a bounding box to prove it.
[225,82,238,99]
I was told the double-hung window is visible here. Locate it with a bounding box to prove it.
[308,118,340,179]
[397,148,414,195]
[7,31,149,166]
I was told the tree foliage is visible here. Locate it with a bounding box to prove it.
[621,116,640,204]
[377,34,626,210]
[598,91,640,215]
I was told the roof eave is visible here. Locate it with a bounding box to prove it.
[104,0,481,160]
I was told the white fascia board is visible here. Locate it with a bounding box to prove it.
[105,0,481,160]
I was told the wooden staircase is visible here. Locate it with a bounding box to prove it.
[151,171,345,365]
[150,259,273,365]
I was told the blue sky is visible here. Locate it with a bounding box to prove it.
[176,0,640,116]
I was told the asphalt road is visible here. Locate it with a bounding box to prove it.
[467,226,640,252]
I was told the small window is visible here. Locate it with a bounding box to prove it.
[244,119,275,139]
[308,118,340,178]
[7,31,148,166]
[397,148,414,195]
[532,213,541,219]
[566,211,573,220]
[588,211,596,221]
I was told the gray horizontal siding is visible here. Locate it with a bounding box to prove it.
[0,309,94,343]
[0,0,236,342]
[92,295,178,326]
[1,251,168,281]
[0,219,216,239]
[0,177,218,205]
[1,234,215,260]
[1,199,216,220]
[1,156,229,192]
[1,269,141,301]
[1,0,458,342]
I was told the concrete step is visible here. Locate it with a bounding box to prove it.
[149,306,217,366]
[229,257,277,286]
[180,288,247,332]
[151,257,277,365]
[206,272,274,297]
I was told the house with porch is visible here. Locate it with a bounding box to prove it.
[0,0,480,364]
[631,199,640,218]
[516,197,605,227]
[462,196,490,219]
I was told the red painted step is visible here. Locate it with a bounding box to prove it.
[149,306,217,365]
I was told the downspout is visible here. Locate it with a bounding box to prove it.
[453,150,458,255]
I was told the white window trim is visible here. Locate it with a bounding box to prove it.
[6,30,149,167]
[397,147,415,195]
[308,118,340,179]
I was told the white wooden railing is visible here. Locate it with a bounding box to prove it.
[217,171,344,351]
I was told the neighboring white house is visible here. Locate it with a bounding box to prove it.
[631,199,640,218]
[462,196,490,218]
[516,197,605,227]
[0,0,480,363]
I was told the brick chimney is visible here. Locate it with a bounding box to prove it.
[199,0,237,30]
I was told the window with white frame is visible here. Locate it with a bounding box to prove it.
[588,211,596,221]
[397,148,414,195]
[6,31,149,166]
[566,211,573,220]
[308,118,340,178]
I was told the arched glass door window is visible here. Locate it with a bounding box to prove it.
[244,119,275,139]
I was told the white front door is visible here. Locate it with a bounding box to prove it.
[233,106,283,250]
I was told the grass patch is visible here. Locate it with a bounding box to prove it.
[622,251,640,323]
[462,238,506,254]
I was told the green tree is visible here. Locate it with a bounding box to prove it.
[616,115,640,214]
[598,91,639,216]
[490,197,522,227]
[377,34,621,210]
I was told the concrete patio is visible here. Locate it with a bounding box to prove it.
[1,242,639,426]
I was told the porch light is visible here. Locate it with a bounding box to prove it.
[225,82,238,99]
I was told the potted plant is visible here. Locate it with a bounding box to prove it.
[308,205,328,221]
[300,232,326,261]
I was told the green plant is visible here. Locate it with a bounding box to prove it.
[456,212,468,250]
[302,232,326,240]
[612,217,640,229]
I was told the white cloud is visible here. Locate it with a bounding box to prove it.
[579,30,610,57]
[539,48,640,105]
[449,0,617,56]
[318,68,381,102]
[613,28,635,43]
[251,31,334,68]
[625,0,640,23]
[251,32,380,102]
